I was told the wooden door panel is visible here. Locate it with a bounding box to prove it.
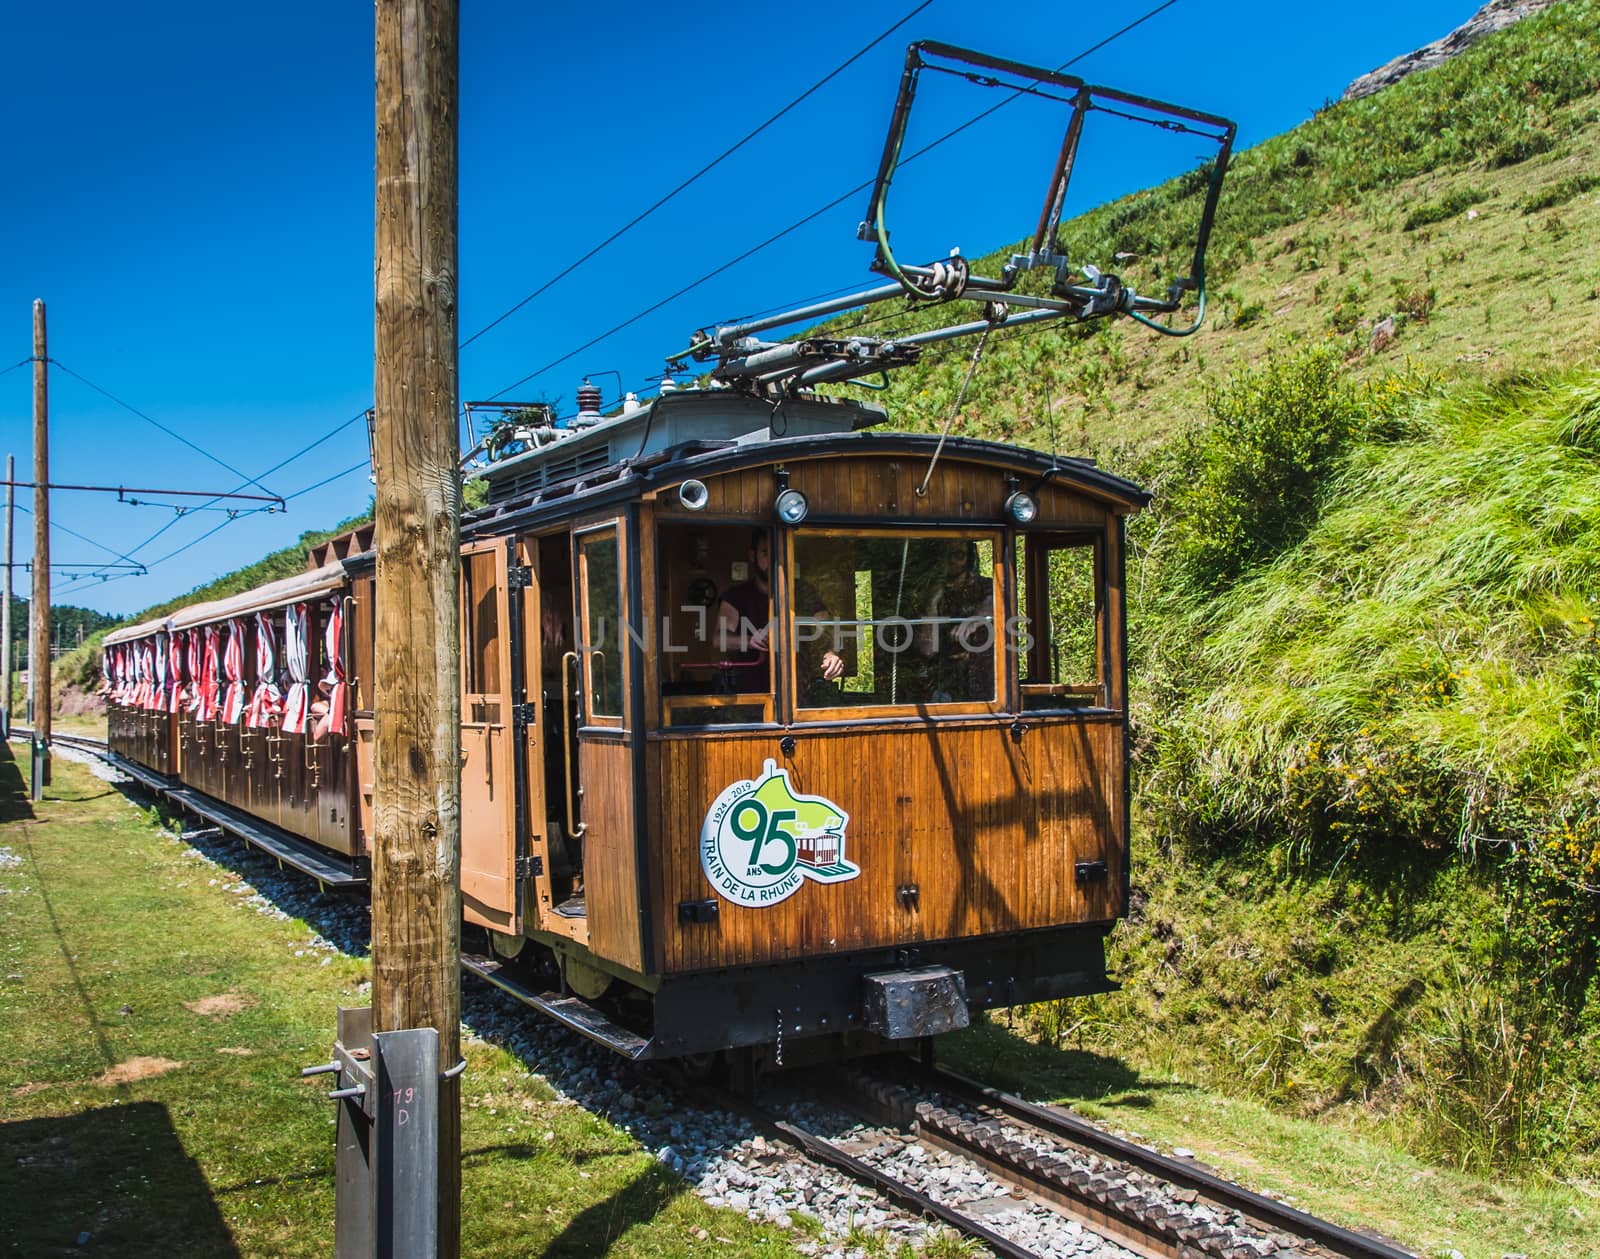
[577,739,640,970]
[461,721,514,928]
[460,542,519,931]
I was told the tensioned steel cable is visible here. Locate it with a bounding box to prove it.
[13,501,145,571]
[119,408,369,560]
[457,0,935,352]
[48,358,279,499]
[481,0,1183,401]
[84,457,374,593]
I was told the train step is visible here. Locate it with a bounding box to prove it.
[161,786,367,889]
[461,950,653,1059]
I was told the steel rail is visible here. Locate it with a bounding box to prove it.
[677,1081,1046,1259]
[9,726,108,756]
[902,1063,1417,1259]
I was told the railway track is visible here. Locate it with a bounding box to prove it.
[695,1059,1417,1259]
[9,726,111,758]
[30,725,1416,1258]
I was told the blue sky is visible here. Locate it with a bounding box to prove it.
[0,0,1482,617]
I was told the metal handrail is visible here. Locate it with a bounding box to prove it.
[559,651,587,839]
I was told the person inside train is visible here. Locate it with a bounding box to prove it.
[716,529,845,694]
[917,539,996,702]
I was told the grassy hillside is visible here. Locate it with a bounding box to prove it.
[822,0,1600,456]
[819,1,1600,1182]
[1106,358,1600,1176]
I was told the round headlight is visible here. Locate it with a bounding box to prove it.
[678,479,709,511]
[774,488,810,525]
[1005,490,1039,525]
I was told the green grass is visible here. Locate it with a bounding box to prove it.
[1145,367,1600,913]
[940,998,1598,1259]
[0,748,803,1257]
[1115,364,1600,1179]
[1401,185,1488,231]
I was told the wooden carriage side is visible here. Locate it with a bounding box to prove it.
[104,562,363,860]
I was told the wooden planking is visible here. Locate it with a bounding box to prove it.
[460,540,518,931]
[647,717,1124,973]
[650,455,1121,529]
[578,738,642,972]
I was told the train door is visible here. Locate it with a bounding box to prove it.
[567,518,643,973]
[517,533,584,946]
[460,541,520,934]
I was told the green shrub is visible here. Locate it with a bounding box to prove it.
[1487,126,1558,169]
[1391,281,1438,324]
[1521,171,1600,213]
[1231,300,1266,329]
[1402,186,1488,231]
[1157,345,1363,595]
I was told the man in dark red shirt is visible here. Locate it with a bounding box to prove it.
[716,530,844,692]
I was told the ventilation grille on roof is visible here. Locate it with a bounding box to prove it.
[486,443,613,505]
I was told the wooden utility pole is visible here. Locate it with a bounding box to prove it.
[2,453,13,738]
[372,1,462,1253]
[31,300,50,796]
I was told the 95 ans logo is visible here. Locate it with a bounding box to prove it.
[700,759,860,906]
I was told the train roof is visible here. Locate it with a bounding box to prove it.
[104,559,350,646]
[301,390,1149,578]
[462,387,1149,536]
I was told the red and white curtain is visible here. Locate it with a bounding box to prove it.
[221,619,247,725]
[198,626,221,721]
[152,632,168,712]
[136,639,156,710]
[312,598,345,740]
[281,603,311,735]
[184,630,202,715]
[167,631,185,712]
[246,610,283,729]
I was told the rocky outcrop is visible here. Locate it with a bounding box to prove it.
[1341,0,1562,102]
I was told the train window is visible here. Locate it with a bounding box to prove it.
[1016,534,1105,709]
[462,551,502,698]
[791,531,999,712]
[578,529,623,721]
[656,523,774,726]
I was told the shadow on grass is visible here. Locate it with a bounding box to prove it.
[540,1164,685,1257]
[936,1016,1183,1114]
[0,738,35,822]
[0,1102,239,1257]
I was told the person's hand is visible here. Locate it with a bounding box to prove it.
[749,624,771,653]
[820,651,845,681]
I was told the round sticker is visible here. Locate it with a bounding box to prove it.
[700,759,859,907]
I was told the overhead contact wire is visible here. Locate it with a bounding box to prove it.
[483,0,1184,399]
[48,359,279,500]
[459,0,934,352]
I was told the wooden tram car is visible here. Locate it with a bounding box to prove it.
[102,39,1232,1066]
[104,387,1147,1063]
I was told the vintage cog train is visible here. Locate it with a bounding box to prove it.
[102,42,1233,1069]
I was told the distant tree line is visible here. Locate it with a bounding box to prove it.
[3,596,121,667]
